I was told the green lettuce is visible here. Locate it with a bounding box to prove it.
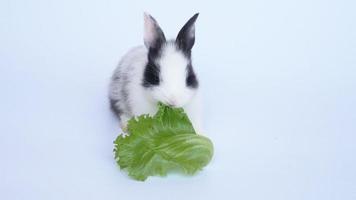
[113,103,214,181]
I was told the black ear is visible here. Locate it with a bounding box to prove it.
[176,13,199,52]
[144,13,166,50]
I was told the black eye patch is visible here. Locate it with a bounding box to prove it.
[142,60,160,87]
[186,63,198,88]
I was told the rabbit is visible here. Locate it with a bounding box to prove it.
[109,13,202,134]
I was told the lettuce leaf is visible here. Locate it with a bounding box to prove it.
[113,103,214,181]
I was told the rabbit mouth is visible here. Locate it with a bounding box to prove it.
[162,100,180,108]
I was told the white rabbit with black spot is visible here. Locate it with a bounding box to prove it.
[109,13,202,133]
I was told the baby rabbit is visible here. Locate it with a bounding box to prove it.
[109,13,202,133]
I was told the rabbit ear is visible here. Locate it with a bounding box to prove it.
[144,13,166,50]
[176,13,199,52]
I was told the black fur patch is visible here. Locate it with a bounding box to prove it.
[176,13,199,53]
[142,48,161,87]
[186,63,198,88]
[110,99,122,118]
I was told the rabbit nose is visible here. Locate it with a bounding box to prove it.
[167,98,177,107]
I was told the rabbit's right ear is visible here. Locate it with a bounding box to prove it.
[143,13,166,50]
[176,13,199,53]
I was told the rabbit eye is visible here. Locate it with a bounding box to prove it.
[143,62,160,87]
[186,64,198,88]
[186,74,198,88]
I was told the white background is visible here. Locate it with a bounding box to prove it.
[1,0,356,199]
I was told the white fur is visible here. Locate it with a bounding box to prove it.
[109,45,202,133]
[150,43,196,108]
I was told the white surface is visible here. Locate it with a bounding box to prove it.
[1,0,356,199]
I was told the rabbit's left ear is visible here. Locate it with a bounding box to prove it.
[144,13,166,50]
[176,13,199,52]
